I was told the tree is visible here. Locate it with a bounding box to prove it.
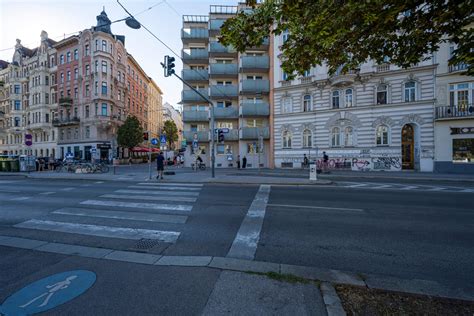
[163,120,178,150]
[117,116,143,156]
[220,0,474,77]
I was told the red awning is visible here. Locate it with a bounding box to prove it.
[130,147,160,153]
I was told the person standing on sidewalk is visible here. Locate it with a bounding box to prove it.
[242,156,247,169]
[156,152,165,180]
[323,151,329,173]
[237,155,241,169]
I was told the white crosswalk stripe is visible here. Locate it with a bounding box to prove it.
[127,185,201,191]
[80,200,193,211]
[338,181,473,193]
[115,189,199,196]
[137,182,203,187]
[100,194,197,203]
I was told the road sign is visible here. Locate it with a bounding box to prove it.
[25,134,33,146]
[214,128,229,133]
[192,139,198,149]
[90,147,97,154]
[151,138,158,145]
[0,270,96,315]
[160,135,167,144]
[65,152,74,159]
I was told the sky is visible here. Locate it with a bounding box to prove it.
[0,0,239,110]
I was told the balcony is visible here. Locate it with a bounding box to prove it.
[209,42,237,57]
[209,63,238,78]
[240,127,270,140]
[435,104,474,120]
[181,28,209,43]
[182,49,209,65]
[240,56,269,72]
[449,63,468,73]
[240,79,270,95]
[183,110,209,122]
[329,68,358,86]
[222,129,239,141]
[182,69,209,82]
[240,102,270,117]
[250,37,269,50]
[52,117,80,127]
[183,130,209,142]
[210,85,238,99]
[181,89,209,103]
[214,106,238,119]
[209,19,225,36]
[58,97,73,106]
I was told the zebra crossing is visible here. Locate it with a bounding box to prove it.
[13,182,204,244]
[337,181,474,193]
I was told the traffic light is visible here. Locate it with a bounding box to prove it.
[164,55,175,77]
[143,131,149,141]
[218,129,224,143]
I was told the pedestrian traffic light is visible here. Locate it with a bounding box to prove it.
[218,129,224,143]
[143,131,149,141]
[164,55,175,77]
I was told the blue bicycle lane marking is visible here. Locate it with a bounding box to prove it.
[0,270,96,315]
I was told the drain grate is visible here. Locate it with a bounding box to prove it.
[134,239,161,250]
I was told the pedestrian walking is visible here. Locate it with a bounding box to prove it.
[156,152,165,180]
[323,151,329,173]
[303,154,309,168]
[176,155,181,168]
[39,158,45,172]
[237,155,241,169]
[242,156,247,169]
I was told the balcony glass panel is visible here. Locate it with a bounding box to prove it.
[240,102,270,116]
[182,89,209,102]
[182,49,209,60]
[183,131,209,142]
[209,42,236,54]
[240,56,269,69]
[214,106,238,118]
[210,63,238,76]
[183,110,209,122]
[209,19,225,31]
[182,69,209,81]
[210,85,238,97]
[240,79,270,93]
[240,127,270,139]
[181,28,208,39]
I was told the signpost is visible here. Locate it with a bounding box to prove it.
[25,134,32,147]
[151,138,158,146]
[160,135,166,145]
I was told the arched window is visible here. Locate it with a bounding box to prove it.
[303,94,312,112]
[377,84,388,104]
[332,91,340,109]
[331,127,340,147]
[404,81,416,102]
[282,130,292,148]
[376,125,389,145]
[303,129,312,148]
[344,89,353,107]
[344,127,353,146]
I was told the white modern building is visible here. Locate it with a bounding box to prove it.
[272,34,437,172]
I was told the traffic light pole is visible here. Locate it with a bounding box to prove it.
[170,72,215,178]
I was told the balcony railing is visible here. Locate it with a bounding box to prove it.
[182,69,209,82]
[240,79,270,94]
[209,63,238,77]
[182,49,209,64]
[209,42,237,56]
[435,104,474,120]
[223,129,239,141]
[183,130,209,142]
[209,19,225,32]
[210,85,238,98]
[58,97,73,106]
[52,117,80,127]
[449,63,468,73]
[182,89,209,102]
[240,56,269,72]
[214,106,238,119]
[181,28,209,41]
[240,102,270,116]
[240,127,270,140]
[182,110,209,122]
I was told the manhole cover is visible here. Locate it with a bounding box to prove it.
[134,239,161,250]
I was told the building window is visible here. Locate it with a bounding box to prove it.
[449,82,472,108]
[95,60,98,73]
[303,129,312,148]
[282,130,292,148]
[331,127,341,147]
[404,81,416,102]
[102,40,107,52]
[14,100,21,110]
[85,105,89,118]
[85,44,90,56]
[14,85,20,94]
[303,69,310,77]
[67,71,71,82]
[14,117,20,127]
[101,82,107,95]
[101,103,107,116]
[60,73,64,84]
[60,55,64,64]
[101,61,107,73]
[376,125,389,146]
[66,52,71,63]
[332,91,340,109]
[344,127,353,146]
[377,84,387,104]
[85,64,90,76]
[282,71,289,81]
[74,88,78,99]
[282,29,289,43]
[74,49,78,60]
[344,89,353,107]
[85,84,90,97]
[303,94,312,112]
[94,82,98,95]
[85,126,90,138]
[74,68,78,79]
[282,97,292,113]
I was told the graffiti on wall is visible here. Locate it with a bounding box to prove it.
[351,157,401,171]
[315,158,351,170]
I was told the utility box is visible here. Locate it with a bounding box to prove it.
[309,163,317,181]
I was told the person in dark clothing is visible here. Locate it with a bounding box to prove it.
[156,152,165,180]
[323,151,329,173]
[242,156,247,169]
[237,155,241,169]
[303,154,309,168]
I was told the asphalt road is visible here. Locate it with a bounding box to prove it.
[0,176,473,313]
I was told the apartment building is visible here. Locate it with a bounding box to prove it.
[272,32,437,172]
[126,53,149,132]
[181,4,271,168]
[0,62,9,149]
[148,78,164,140]
[162,102,183,149]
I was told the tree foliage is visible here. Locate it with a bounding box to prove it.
[117,116,143,150]
[220,0,474,78]
[163,120,179,150]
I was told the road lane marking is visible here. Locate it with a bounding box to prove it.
[10,197,31,201]
[39,192,56,195]
[60,187,75,191]
[100,194,196,203]
[399,186,418,190]
[371,185,393,190]
[94,181,104,184]
[227,185,270,260]
[427,187,447,191]
[52,208,187,224]
[80,200,193,211]
[14,219,180,242]
[344,183,369,188]
[115,189,199,196]
[267,203,364,212]
[128,185,201,191]
[137,182,202,187]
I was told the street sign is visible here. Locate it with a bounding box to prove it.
[65,152,74,159]
[151,138,158,145]
[192,140,198,149]
[25,134,33,147]
[0,270,96,315]
[90,147,97,154]
[160,135,167,144]
[214,128,229,133]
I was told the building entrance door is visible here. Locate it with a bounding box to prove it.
[401,124,414,169]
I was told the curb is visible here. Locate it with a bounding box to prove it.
[0,235,472,303]
[321,282,347,316]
